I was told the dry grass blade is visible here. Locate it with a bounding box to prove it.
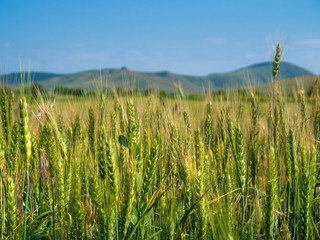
[207,188,241,205]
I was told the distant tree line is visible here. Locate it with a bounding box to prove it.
[53,86,86,96]
[1,82,319,101]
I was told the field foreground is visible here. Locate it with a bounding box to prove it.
[0,84,320,239]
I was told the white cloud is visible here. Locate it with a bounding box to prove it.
[67,52,110,61]
[74,43,84,48]
[126,50,163,62]
[246,54,255,59]
[203,37,225,44]
[245,53,269,59]
[127,49,141,55]
[2,42,11,48]
[297,39,320,47]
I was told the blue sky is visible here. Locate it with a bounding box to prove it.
[1,0,320,75]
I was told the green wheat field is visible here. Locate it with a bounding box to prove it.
[1,44,320,239]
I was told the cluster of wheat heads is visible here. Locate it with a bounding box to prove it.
[1,44,320,239]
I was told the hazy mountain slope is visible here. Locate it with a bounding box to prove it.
[1,62,314,93]
[1,72,62,85]
[207,62,314,88]
[39,69,214,93]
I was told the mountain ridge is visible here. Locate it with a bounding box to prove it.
[1,61,315,93]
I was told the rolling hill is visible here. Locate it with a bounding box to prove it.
[207,62,314,89]
[1,62,315,93]
[254,75,319,95]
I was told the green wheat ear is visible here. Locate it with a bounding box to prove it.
[265,145,276,240]
[183,110,191,134]
[1,88,9,143]
[299,146,311,240]
[127,98,137,147]
[20,96,32,169]
[88,107,96,159]
[98,125,107,180]
[7,175,17,238]
[273,43,282,81]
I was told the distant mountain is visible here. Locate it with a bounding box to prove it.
[1,72,62,85]
[207,62,315,89]
[1,62,315,93]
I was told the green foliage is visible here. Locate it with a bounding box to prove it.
[54,86,85,96]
